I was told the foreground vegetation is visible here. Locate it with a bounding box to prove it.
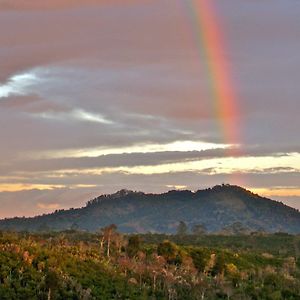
[1,228,300,299]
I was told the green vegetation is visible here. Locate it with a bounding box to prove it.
[1,229,300,299]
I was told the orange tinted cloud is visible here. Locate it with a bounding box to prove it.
[250,188,300,198]
[0,184,66,192]
[37,202,60,209]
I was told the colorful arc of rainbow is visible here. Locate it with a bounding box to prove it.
[183,0,240,150]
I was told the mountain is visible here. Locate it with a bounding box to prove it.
[1,184,300,234]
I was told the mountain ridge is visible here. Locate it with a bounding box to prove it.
[1,184,299,234]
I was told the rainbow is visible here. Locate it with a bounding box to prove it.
[180,0,240,152]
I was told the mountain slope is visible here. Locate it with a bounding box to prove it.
[1,185,300,234]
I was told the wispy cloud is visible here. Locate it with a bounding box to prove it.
[0,0,136,11]
[0,0,299,216]
[68,152,299,176]
[250,187,300,197]
[40,140,232,159]
[0,72,38,99]
[37,202,60,209]
[4,152,298,181]
[0,184,66,192]
[36,108,114,125]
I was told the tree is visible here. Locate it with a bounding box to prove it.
[127,235,141,258]
[71,222,79,231]
[157,241,182,265]
[148,254,166,292]
[45,270,60,300]
[37,222,50,232]
[176,221,188,236]
[192,224,207,236]
[212,253,226,277]
[114,232,125,255]
[99,224,117,258]
[190,249,210,272]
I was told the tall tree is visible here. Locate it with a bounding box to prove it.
[176,221,188,236]
[100,224,117,258]
[127,235,141,258]
[192,224,207,236]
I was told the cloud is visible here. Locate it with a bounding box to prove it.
[36,108,114,125]
[0,0,138,11]
[37,202,60,210]
[0,94,68,113]
[0,184,66,192]
[40,140,231,159]
[0,72,39,98]
[251,187,300,198]
[0,153,299,191]
[0,94,40,109]
[0,0,299,216]
[0,148,232,175]
[0,148,296,178]
[0,187,102,218]
[73,153,299,176]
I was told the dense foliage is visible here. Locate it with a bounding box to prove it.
[1,229,300,299]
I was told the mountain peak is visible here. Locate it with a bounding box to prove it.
[211,184,248,191]
[1,185,299,234]
[112,189,135,198]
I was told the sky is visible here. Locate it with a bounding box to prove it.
[0,0,299,218]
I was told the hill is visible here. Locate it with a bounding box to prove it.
[1,184,300,234]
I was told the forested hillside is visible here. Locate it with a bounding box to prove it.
[0,185,299,234]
